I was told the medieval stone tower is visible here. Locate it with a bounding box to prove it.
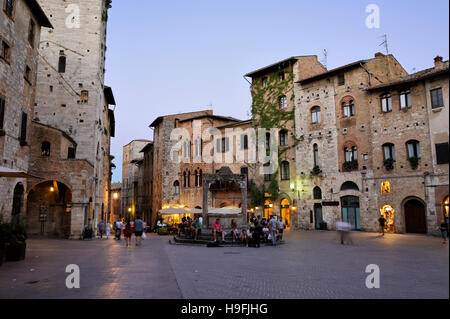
[29,0,114,237]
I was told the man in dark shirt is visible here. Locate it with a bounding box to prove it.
[378,216,387,236]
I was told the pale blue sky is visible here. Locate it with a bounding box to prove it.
[106,0,449,182]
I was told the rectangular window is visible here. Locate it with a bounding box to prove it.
[0,96,5,130]
[0,41,11,63]
[68,147,76,159]
[216,137,229,153]
[81,90,89,103]
[278,72,285,82]
[262,77,268,88]
[436,143,449,165]
[4,0,14,18]
[381,94,392,113]
[400,90,411,109]
[28,20,35,46]
[241,134,248,150]
[338,74,345,86]
[431,88,444,109]
[19,111,27,143]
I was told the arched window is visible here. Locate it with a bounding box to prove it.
[341,181,360,191]
[173,181,180,195]
[313,186,322,200]
[194,170,199,187]
[183,171,187,187]
[313,144,319,167]
[311,106,321,124]
[279,95,287,109]
[58,55,66,73]
[279,130,288,146]
[187,171,191,188]
[12,182,24,217]
[344,145,357,162]
[406,140,420,159]
[383,143,396,161]
[199,169,203,187]
[381,93,392,113]
[281,161,290,180]
[343,100,355,117]
[41,141,51,157]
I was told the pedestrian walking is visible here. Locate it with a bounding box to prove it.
[124,218,133,248]
[277,217,286,241]
[378,215,387,236]
[336,221,352,245]
[269,215,278,246]
[115,219,122,240]
[439,219,449,244]
[134,215,144,246]
[105,221,111,239]
[97,220,105,239]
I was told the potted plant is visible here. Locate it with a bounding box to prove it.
[343,160,358,172]
[408,156,419,170]
[5,221,27,262]
[157,227,169,236]
[0,220,10,266]
[383,158,395,171]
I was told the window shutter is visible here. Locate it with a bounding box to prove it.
[20,112,27,142]
[0,97,5,130]
[436,143,449,165]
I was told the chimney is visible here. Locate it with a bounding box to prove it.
[434,56,444,69]
[374,52,385,58]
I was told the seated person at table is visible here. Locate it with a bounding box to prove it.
[240,228,248,246]
[262,225,270,243]
[192,217,202,240]
[230,219,239,241]
[177,216,187,236]
[212,218,225,242]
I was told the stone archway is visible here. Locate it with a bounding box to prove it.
[404,198,426,234]
[26,180,72,238]
[11,182,25,222]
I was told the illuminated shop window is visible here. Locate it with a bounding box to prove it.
[381,181,391,194]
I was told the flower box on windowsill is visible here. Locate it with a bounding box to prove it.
[383,159,395,171]
[343,161,358,172]
[310,166,322,176]
[408,157,420,170]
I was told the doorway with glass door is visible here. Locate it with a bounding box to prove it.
[341,196,360,230]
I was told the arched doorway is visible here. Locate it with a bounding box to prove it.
[12,182,25,222]
[380,205,395,232]
[26,180,72,238]
[314,203,323,230]
[341,196,360,230]
[404,199,426,234]
[280,198,291,230]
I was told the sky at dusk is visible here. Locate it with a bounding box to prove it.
[105,0,449,182]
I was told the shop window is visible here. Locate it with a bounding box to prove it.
[381,181,391,194]
[380,205,395,233]
[443,196,449,218]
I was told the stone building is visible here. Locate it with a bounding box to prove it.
[121,139,150,219]
[24,0,116,238]
[294,52,448,235]
[366,56,449,234]
[139,142,153,225]
[0,0,51,222]
[244,56,326,228]
[110,182,121,222]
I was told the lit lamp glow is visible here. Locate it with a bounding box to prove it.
[128,207,132,212]
[113,192,119,199]
[50,187,54,192]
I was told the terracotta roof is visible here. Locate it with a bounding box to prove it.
[367,62,449,91]
[149,110,213,128]
[244,56,318,78]
[25,0,53,28]
[178,114,241,124]
[214,119,253,129]
[296,60,368,84]
[140,142,153,153]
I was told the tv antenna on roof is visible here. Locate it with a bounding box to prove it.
[379,34,389,55]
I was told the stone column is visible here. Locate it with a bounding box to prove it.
[241,180,247,226]
[202,181,209,228]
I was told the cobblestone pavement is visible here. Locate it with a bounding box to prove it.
[0,231,448,299]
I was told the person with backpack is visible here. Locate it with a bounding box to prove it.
[134,215,144,246]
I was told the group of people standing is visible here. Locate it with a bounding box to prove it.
[110,216,146,248]
[211,215,286,247]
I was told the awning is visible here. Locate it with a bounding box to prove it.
[207,206,241,215]
[0,166,41,179]
[158,207,202,215]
